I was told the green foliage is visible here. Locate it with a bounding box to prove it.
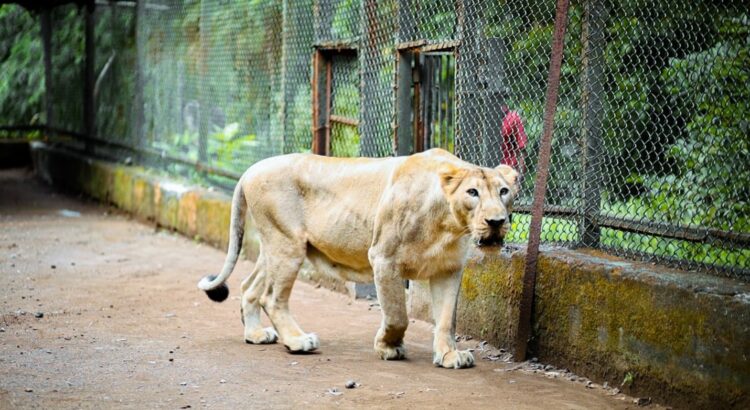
[0,5,44,127]
[209,122,257,168]
[659,14,750,232]
[599,13,750,269]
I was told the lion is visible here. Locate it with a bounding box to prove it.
[197,148,518,369]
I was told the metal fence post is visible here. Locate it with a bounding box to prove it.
[40,9,53,133]
[396,49,413,156]
[311,50,331,155]
[84,0,96,152]
[515,0,571,361]
[579,0,606,248]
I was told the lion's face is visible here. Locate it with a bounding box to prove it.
[442,165,519,247]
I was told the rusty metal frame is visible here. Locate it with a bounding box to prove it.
[395,43,457,156]
[514,0,571,361]
[311,46,357,156]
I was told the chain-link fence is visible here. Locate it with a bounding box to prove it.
[0,0,747,278]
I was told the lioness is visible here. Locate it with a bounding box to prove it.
[198,148,518,369]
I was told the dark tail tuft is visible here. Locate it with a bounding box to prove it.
[203,275,230,302]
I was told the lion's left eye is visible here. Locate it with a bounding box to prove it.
[467,188,479,197]
[499,187,509,196]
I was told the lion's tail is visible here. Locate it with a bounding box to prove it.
[196,179,247,302]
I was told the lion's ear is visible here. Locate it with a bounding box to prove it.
[439,164,465,194]
[495,164,520,195]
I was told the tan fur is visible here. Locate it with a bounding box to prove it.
[198,148,518,368]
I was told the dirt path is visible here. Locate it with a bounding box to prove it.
[0,168,651,409]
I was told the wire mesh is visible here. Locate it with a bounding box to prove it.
[2,0,747,278]
[49,4,85,135]
[330,53,360,157]
[94,2,136,144]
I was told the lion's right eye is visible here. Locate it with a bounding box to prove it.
[467,188,479,197]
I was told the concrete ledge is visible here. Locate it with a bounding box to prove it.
[32,143,749,408]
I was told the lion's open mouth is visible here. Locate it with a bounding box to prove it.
[476,235,504,247]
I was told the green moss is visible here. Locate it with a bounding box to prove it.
[111,168,134,212]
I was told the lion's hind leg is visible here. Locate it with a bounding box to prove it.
[240,256,278,344]
[260,241,320,353]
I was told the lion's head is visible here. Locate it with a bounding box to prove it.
[441,164,519,247]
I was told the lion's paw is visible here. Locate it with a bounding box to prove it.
[283,333,320,353]
[244,327,278,344]
[434,349,474,369]
[375,341,407,361]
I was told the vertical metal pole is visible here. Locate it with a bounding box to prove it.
[396,50,413,156]
[412,52,422,153]
[312,50,330,155]
[324,58,332,156]
[40,10,53,133]
[580,0,605,247]
[84,0,96,152]
[134,0,147,160]
[514,0,570,361]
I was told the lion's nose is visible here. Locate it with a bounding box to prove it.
[485,218,505,228]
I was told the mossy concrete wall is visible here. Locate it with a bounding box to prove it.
[32,143,750,408]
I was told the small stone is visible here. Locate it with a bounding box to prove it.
[179,382,188,386]
[345,380,357,389]
[24,388,33,393]
[603,382,608,389]
[220,379,226,384]
[530,357,538,363]
[635,397,651,406]
[169,358,174,362]
[34,312,44,319]
[326,388,342,396]
[50,265,56,269]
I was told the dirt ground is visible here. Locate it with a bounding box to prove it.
[0,168,658,409]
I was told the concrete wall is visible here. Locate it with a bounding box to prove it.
[31,143,750,409]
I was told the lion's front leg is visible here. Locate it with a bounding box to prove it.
[429,270,474,369]
[372,261,408,360]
